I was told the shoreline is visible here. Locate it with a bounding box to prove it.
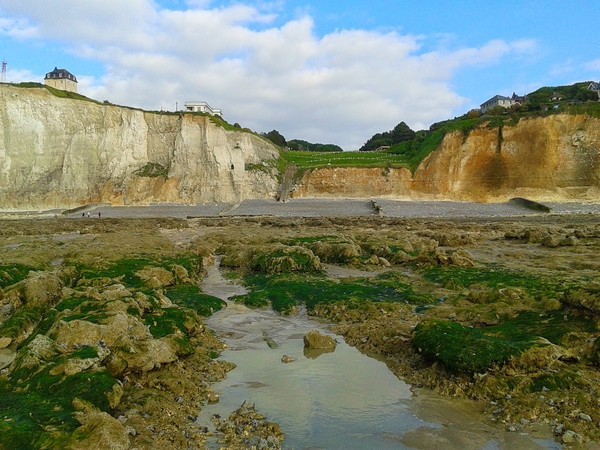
[1,198,600,221]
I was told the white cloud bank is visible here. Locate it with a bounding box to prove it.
[0,1,537,149]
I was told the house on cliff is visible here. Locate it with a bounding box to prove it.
[588,82,600,99]
[184,101,222,117]
[480,93,525,113]
[44,67,78,93]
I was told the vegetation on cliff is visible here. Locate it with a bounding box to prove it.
[278,81,600,176]
[262,129,343,152]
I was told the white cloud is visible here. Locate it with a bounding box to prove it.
[0,16,37,38]
[0,1,537,149]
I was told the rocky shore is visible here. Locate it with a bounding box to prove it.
[0,214,599,448]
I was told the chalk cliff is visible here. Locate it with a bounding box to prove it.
[295,115,600,202]
[2,85,599,208]
[0,85,279,209]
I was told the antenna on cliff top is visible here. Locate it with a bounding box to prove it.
[1,60,6,83]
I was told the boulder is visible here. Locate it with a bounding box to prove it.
[136,266,175,289]
[172,264,191,283]
[74,408,130,450]
[449,249,475,267]
[542,235,561,248]
[11,270,67,309]
[50,312,150,349]
[303,330,337,350]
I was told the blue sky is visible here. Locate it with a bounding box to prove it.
[1,0,599,150]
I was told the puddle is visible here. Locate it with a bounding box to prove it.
[199,260,560,449]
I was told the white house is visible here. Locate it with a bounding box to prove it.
[44,67,78,93]
[184,101,222,117]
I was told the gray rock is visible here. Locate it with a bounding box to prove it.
[562,430,582,444]
[554,423,565,436]
[578,413,592,422]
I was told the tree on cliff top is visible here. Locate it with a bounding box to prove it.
[359,121,416,152]
[263,130,287,147]
[287,139,342,152]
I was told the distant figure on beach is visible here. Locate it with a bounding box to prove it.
[82,212,85,218]
[86,212,90,218]
[98,212,101,218]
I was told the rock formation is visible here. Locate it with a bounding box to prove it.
[0,85,279,209]
[295,115,600,202]
[2,84,599,207]
[413,115,600,201]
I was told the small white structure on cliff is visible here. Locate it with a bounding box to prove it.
[44,67,78,93]
[184,101,222,117]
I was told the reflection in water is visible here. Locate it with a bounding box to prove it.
[303,347,335,359]
[200,259,561,450]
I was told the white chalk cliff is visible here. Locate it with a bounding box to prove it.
[0,85,280,209]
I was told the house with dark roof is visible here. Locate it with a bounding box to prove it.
[480,94,518,113]
[44,67,78,93]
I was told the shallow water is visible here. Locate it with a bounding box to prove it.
[199,259,561,450]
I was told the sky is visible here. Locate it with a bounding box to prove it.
[1,0,600,150]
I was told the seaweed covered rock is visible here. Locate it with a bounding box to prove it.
[309,240,362,264]
[4,268,76,310]
[73,402,130,450]
[136,266,175,289]
[562,285,600,314]
[435,248,475,267]
[303,330,337,350]
[412,320,526,374]
[251,246,321,274]
[49,311,147,349]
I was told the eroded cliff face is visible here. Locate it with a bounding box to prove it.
[295,115,600,202]
[294,167,413,198]
[0,85,279,209]
[3,85,599,208]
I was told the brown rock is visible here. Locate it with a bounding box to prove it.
[74,408,130,450]
[172,264,190,283]
[136,266,175,289]
[0,337,12,349]
[542,235,561,247]
[303,330,337,350]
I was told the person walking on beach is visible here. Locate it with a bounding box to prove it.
[86,212,90,218]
